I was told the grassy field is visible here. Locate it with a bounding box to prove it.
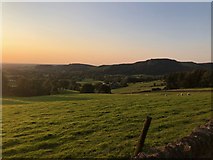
[112,80,165,94]
[2,91,211,158]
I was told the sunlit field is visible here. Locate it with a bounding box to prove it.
[112,80,165,94]
[2,91,211,158]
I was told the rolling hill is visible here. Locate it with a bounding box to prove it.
[4,58,212,76]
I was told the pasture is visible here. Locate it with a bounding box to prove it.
[2,91,211,158]
[112,80,165,94]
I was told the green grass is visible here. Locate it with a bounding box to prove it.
[2,91,211,158]
[168,87,212,91]
[112,80,165,94]
[59,90,80,94]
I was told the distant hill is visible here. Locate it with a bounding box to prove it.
[12,58,212,76]
[35,63,96,73]
[97,59,212,75]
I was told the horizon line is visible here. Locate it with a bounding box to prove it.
[1,58,212,66]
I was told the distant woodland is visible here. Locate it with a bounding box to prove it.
[2,58,212,97]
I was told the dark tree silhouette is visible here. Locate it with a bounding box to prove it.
[80,83,95,93]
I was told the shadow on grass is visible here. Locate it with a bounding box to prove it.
[2,99,31,105]
[2,94,94,104]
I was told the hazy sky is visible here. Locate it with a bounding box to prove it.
[2,2,211,65]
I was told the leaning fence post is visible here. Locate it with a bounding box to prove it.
[134,116,152,157]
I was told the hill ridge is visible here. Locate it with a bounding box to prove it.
[4,58,212,76]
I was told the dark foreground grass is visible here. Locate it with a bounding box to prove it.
[2,92,211,158]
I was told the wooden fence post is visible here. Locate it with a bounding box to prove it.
[134,116,152,156]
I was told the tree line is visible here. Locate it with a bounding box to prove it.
[2,74,111,97]
[165,69,212,89]
[2,69,159,97]
[3,68,211,97]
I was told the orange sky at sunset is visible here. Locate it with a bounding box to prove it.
[2,2,211,65]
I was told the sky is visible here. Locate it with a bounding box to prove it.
[2,2,211,65]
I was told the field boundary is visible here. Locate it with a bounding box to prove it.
[166,89,212,92]
[114,89,212,94]
[136,119,213,158]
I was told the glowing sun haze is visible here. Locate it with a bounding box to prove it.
[2,2,211,65]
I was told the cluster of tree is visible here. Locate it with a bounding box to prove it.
[103,75,128,89]
[2,73,112,97]
[103,75,160,89]
[3,64,165,97]
[125,75,161,83]
[165,69,212,89]
[80,83,111,94]
[2,74,81,97]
